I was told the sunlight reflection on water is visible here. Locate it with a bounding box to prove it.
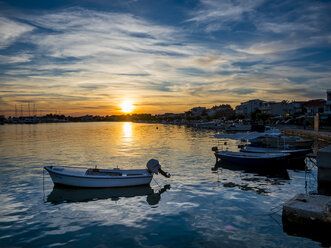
[122,122,132,139]
[0,122,322,247]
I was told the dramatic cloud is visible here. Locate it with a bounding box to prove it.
[0,0,330,116]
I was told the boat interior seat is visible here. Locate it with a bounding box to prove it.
[85,168,122,176]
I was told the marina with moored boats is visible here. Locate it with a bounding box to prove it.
[1,121,330,247]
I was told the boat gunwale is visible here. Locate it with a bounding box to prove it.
[215,151,290,159]
[52,182,152,188]
[44,166,153,180]
[241,147,312,153]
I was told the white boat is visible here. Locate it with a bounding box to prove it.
[44,159,170,188]
[241,146,311,159]
[249,135,313,149]
[214,127,282,140]
[264,126,282,136]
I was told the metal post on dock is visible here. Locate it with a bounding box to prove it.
[317,144,331,195]
[314,113,319,132]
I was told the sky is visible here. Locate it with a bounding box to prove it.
[0,0,330,116]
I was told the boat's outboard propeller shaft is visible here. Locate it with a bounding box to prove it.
[212,146,219,152]
[146,159,171,178]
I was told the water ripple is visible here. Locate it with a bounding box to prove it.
[0,123,322,248]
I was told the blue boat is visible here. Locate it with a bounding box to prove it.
[215,151,290,166]
[240,146,311,161]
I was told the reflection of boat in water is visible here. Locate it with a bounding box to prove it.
[47,184,171,206]
[212,161,290,195]
[212,161,290,180]
[44,159,170,188]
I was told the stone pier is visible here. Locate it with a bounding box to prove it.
[282,194,331,246]
[282,144,331,245]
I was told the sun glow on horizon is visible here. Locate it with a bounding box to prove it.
[120,100,134,113]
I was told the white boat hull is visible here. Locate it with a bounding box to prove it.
[45,166,153,188]
[241,146,311,160]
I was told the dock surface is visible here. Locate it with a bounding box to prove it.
[280,128,331,142]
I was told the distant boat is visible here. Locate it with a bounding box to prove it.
[44,159,170,188]
[225,123,252,132]
[193,121,219,129]
[214,151,290,166]
[214,127,282,140]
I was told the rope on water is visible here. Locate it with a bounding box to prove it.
[268,202,285,228]
[269,203,283,215]
[152,177,162,190]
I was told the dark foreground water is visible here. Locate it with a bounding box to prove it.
[0,122,324,247]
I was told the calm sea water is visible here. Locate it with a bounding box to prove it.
[0,122,322,247]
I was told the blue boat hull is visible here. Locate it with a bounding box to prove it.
[215,153,288,167]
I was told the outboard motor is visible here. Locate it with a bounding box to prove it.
[146,159,171,178]
[211,146,219,152]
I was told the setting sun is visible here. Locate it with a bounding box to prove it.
[120,100,134,113]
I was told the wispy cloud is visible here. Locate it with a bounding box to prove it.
[0,1,330,116]
[0,16,34,49]
[258,22,317,34]
[187,0,264,31]
[229,40,310,55]
[0,53,33,64]
[24,8,186,59]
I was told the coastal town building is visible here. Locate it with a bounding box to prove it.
[290,101,306,115]
[261,101,304,117]
[3,90,330,124]
[304,99,326,115]
[235,99,264,116]
[324,90,331,115]
[260,101,276,115]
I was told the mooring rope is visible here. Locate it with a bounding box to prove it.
[269,203,283,215]
[42,168,46,203]
[152,177,162,190]
[304,157,318,194]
